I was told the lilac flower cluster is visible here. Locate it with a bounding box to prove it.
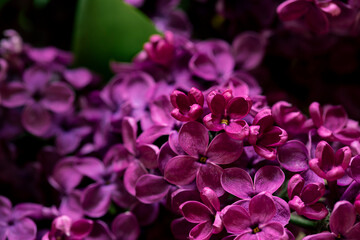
[1,0,360,239]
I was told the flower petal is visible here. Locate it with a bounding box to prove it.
[7,218,36,240]
[254,166,285,195]
[330,201,356,235]
[135,174,170,204]
[189,221,213,240]
[277,140,309,172]
[42,82,74,113]
[221,167,254,199]
[111,212,140,240]
[164,155,198,186]
[179,121,209,157]
[197,163,224,196]
[221,205,251,234]
[207,133,243,164]
[81,183,115,218]
[71,219,93,239]
[22,103,51,136]
[249,192,276,224]
[180,201,213,223]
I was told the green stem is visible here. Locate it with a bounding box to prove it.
[290,214,318,229]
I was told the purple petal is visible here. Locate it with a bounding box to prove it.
[302,232,334,240]
[124,161,147,196]
[345,223,360,239]
[197,163,224,196]
[301,183,325,205]
[272,197,291,226]
[7,218,36,240]
[135,174,170,204]
[221,167,254,199]
[207,133,243,164]
[257,222,285,239]
[137,144,159,169]
[330,201,356,235]
[206,90,226,116]
[22,103,51,136]
[171,189,201,213]
[111,212,140,240]
[59,191,84,220]
[277,140,309,172]
[305,5,329,35]
[0,81,29,108]
[164,155,198,186]
[23,67,50,93]
[157,142,177,174]
[180,201,213,223]
[226,96,252,119]
[71,219,93,239]
[287,174,305,200]
[254,166,285,195]
[277,0,310,21]
[63,68,92,89]
[179,121,209,157]
[350,155,360,183]
[122,117,137,154]
[74,157,104,181]
[200,187,220,212]
[130,202,159,226]
[86,220,115,240]
[221,205,251,234]
[171,217,196,240]
[189,221,213,240]
[249,192,276,224]
[302,203,329,220]
[42,82,74,113]
[189,54,217,81]
[82,183,114,218]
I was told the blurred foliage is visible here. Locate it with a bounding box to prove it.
[72,0,159,78]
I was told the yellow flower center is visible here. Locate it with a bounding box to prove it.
[199,156,207,163]
[252,227,260,234]
[221,119,229,125]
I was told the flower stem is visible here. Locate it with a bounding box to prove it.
[290,214,318,229]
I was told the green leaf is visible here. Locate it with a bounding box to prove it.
[34,0,50,8]
[0,0,10,9]
[72,0,159,78]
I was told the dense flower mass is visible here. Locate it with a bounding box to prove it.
[1,0,360,239]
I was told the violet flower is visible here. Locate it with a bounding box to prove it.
[0,196,37,240]
[277,0,343,34]
[179,187,224,240]
[203,89,252,140]
[144,31,175,67]
[221,192,288,240]
[111,212,140,240]
[303,201,360,240]
[164,121,243,196]
[42,215,93,240]
[309,140,351,181]
[309,102,360,144]
[287,174,328,220]
[248,108,288,160]
[170,87,204,122]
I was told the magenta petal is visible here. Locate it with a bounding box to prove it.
[137,144,159,169]
[305,6,329,35]
[180,201,213,223]
[171,217,196,240]
[277,140,309,172]
[179,121,209,157]
[225,120,249,140]
[330,201,356,235]
[135,174,170,204]
[345,223,360,239]
[254,166,285,195]
[122,117,137,154]
[221,168,254,199]
[258,222,285,239]
[207,133,243,164]
[272,197,291,226]
[277,0,310,21]
[87,220,115,240]
[350,155,360,183]
[63,68,92,89]
[22,103,51,136]
[189,221,213,240]
[287,174,305,200]
[74,157,104,181]
[0,81,29,108]
[171,189,202,213]
[206,91,226,116]
[254,145,277,160]
[124,161,147,196]
[302,203,328,220]
[197,163,225,196]
[42,82,74,113]
[189,53,217,81]
[111,212,140,240]
[301,183,325,205]
[164,155,198,185]
[249,192,276,224]
[302,232,334,240]
[7,218,36,240]
[221,205,251,234]
[201,187,220,212]
[130,202,159,226]
[71,219,93,239]
[81,183,114,218]
[226,96,252,119]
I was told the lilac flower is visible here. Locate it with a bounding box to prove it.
[0,58,7,81]
[287,174,328,220]
[309,102,360,144]
[189,40,234,82]
[144,31,175,67]
[1,66,75,136]
[111,212,140,240]
[179,187,224,240]
[272,101,313,135]
[248,108,288,160]
[303,201,360,240]
[63,68,94,90]
[42,215,93,240]
[221,192,288,240]
[164,121,243,196]
[355,194,360,215]
[0,196,37,240]
[277,0,343,34]
[221,166,285,199]
[277,140,310,172]
[203,89,252,140]
[170,87,204,122]
[309,140,351,181]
